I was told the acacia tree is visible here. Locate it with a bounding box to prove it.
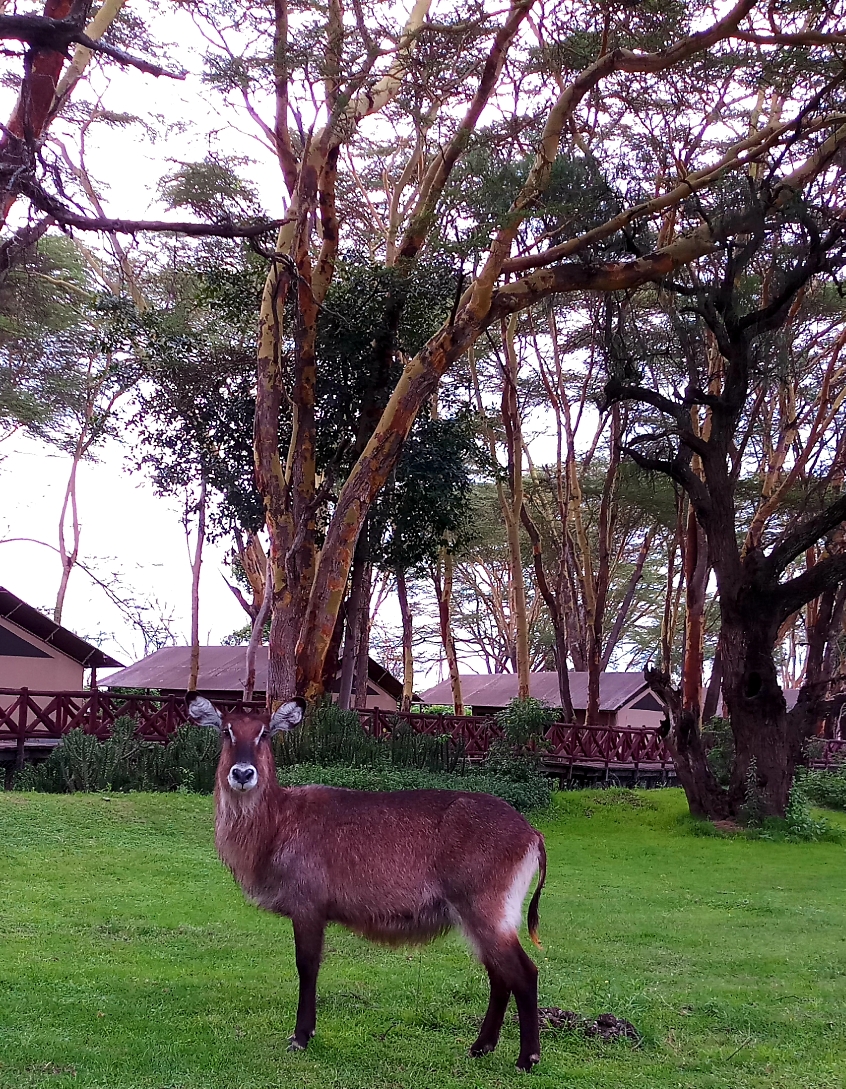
[604,182,846,818]
[228,0,846,705]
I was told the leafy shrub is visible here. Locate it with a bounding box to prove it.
[388,722,466,774]
[703,716,734,787]
[273,701,380,768]
[745,781,842,843]
[795,760,846,811]
[277,763,551,812]
[484,739,543,783]
[783,782,838,841]
[273,702,467,774]
[495,697,555,748]
[740,756,765,827]
[15,719,220,794]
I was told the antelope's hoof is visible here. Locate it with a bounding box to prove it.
[516,1052,540,1072]
[287,1036,307,1053]
[470,1042,496,1057]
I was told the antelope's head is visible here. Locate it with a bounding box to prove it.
[186,694,306,794]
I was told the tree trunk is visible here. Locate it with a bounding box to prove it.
[353,560,372,711]
[701,639,722,723]
[434,545,463,715]
[396,566,414,712]
[720,606,798,817]
[586,405,621,723]
[500,314,531,699]
[600,526,655,669]
[54,435,84,624]
[188,476,207,693]
[0,0,90,226]
[244,552,272,702]
[338,533,368,710]
[552,621,575,721]
[682,504,709,715]
[646,667,731,820]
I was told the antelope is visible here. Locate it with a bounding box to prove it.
[187,693,546,1071]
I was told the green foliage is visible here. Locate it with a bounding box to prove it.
[16,702,549,810]
[373,414,478,574]
[0,237,95,441]
[275,701,469,776]
[277,762,550,813]
[703,716,734,788]
[273,702,383,768]
[740,757,766,828]
[795,758,846,811]
[746,781,842,844]
[159,155,263,221]
[495,697,555,748]
[15,720,221,794]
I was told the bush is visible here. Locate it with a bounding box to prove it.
[15,719,220,794]
[14,702,549,811]
[273,702,467,774]
[277,763,551,812]
[795,760,846,811]
[273,701,381,768]
[495,697,555,748]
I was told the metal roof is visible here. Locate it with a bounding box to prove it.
[99,645,402,699]
[421,671,651,712]
[0,587,123,669]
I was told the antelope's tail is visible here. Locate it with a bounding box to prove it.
[527,835,546,949]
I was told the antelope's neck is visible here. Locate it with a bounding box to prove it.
[214,781,287,893]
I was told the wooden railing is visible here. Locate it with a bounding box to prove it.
[2,688,845,774]
[0,688,263,767]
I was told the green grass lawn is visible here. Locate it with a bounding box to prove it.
[1,789,845,1089]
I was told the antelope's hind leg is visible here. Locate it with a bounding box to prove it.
[462,915,540,1070]
[288,917,325,1051]
[470,966,511,1057]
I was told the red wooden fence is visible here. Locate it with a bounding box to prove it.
[2,688,845,775]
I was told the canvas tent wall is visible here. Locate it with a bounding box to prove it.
[0,586,122,696]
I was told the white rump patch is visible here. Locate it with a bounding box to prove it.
[499,847,539,935]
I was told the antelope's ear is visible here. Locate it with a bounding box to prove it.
[186,692,223,732]
[269,697,307,734]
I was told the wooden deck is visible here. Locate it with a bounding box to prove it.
[2,688,844,783]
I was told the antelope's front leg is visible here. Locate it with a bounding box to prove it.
[289,917,325,1051]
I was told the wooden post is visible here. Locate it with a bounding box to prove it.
[15,687,28,772]
[88,687,98,735]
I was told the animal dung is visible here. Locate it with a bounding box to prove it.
[535,1007,640,1043]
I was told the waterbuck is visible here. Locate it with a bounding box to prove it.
[187,693,546,1070]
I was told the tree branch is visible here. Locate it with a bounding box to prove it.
[764,493,846,576]
[776,551,846,621]
[0,13,186,79]
[10,176,291,237]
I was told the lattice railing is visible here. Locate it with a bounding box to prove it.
[2,689,844,772]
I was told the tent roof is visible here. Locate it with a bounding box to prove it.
[0,586,123,669]
[421,671,652,712]
[99,645,402,699]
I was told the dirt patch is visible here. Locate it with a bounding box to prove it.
[711,819,745,834]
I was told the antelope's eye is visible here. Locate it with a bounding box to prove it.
[227,725,236,744]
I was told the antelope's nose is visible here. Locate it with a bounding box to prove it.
[231,764,256,786]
